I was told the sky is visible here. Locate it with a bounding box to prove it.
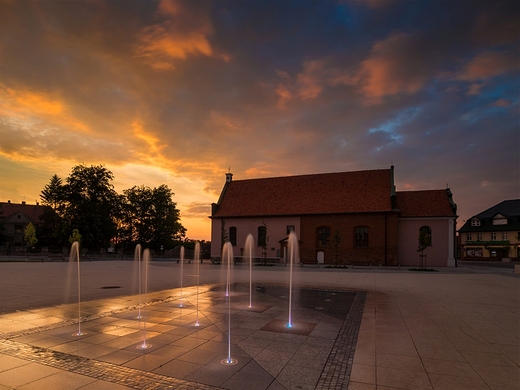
[0,0,518,241]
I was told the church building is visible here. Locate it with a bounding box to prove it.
[210,167,457,267]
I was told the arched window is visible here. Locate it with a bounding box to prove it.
[354,226,369,247]
[229,226,237,246]
[316,226,330,247]
[419,226,432,246]
[258,225,267,247]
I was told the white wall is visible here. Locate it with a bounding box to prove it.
[398,218,454,267]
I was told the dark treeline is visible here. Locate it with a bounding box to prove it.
[36,164,191,251]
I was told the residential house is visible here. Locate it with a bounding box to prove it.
[0,201,49,246]
[210,167,458,267]
[458,199,520,260]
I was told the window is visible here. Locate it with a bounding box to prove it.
[471,219,481,227]
[466,248,483,257]
[502,232,508,240]
[229,227,237,246]
[466,233,472,241]
[286,225,295,235]
[258,226,267,247]
[491,232,496,241]
[316,226,330,247]
[354,227,369,247]
[419,226,432,246]
[14,224,23,234]
[477,233,482,241]
[492,214,507,225]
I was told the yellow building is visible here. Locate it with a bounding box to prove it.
[458,199,519,260]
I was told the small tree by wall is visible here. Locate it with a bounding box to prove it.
[417,227,430,269]
[259,221,269,265]
[24,222,38,248]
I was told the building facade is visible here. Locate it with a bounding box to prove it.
[0,201,49,247]
[210,167,458,267]
[458,199,520,260]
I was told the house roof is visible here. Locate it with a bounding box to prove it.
[458,199,520,232]
[212,169,393,218]
[396,189,457,218]
[473,199,520,219]
[0,202,49,224]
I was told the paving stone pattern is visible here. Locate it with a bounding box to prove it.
[0,338,218,389]
[0,285,365,389]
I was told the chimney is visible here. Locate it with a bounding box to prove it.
[7,200,10,203]
[22,201,26,205]
[226,172,233,183]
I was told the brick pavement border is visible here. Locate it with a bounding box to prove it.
[316,291,366,390]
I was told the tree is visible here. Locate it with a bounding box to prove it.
[69,228,82,244]
[24,222,38,247]
[62,165,119,249]
[39,174,68,248]
[417,226,431,269]
[259,221,269,265]
[40,174,64,212]
[122,184,186,248]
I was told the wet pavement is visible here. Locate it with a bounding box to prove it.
[0,283,364,389]
[0,261,519,389]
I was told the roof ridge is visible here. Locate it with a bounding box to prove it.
[231,168,390,182]
[397,189,446,193]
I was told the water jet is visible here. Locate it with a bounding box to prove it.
[221,242,237,365]
[70,241,86,337]
[136,248,152,350]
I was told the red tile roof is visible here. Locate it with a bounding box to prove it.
[396,190,456,217]
[0,202,50,224]
[212,169,393,217]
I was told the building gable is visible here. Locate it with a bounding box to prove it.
[492,213,508,225]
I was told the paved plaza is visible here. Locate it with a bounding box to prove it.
[0,260,518,389]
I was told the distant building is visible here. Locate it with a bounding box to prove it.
[210,167,458,267]
[0,201,49,246]
[458,199,520,260]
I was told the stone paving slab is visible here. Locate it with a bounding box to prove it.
[0,262,519,389]
[0,283,365,389]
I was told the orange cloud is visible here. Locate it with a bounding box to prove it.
[131,120,165,154]
[1,86,62,117]
[491,98,511,107]
[295,60,325,100]
[456,51,518,81]
[157,0,181,16]
[210,111,248,134]
[134,0,219,70]
[275,60,326,108]
[0,84,90,133]
[244,164,278,178]
[354,33,428,103]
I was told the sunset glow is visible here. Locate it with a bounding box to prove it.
[1,0,518,240]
